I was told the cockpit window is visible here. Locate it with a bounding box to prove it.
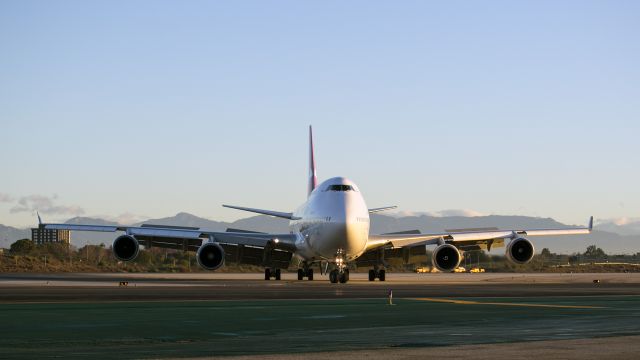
[326,185,355,192]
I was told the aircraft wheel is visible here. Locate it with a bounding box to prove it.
[307,268,314,281]
[339,269,349,283]
[264,268,271,281]
[275,268,281,281]
[297,269,304,280]
[368,269,375,281]
[379,269,386,281]
[329,270,339,283]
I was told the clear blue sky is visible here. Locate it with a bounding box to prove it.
[1,0,638,228]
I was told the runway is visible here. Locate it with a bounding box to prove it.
[1,272,639,302]
[1,273,639,359]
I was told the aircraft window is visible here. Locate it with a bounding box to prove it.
[327,185,354,191]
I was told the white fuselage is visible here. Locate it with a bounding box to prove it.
[290,177,370,262]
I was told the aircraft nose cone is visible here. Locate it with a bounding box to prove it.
[321,218,366,259]
[345,220,367,256]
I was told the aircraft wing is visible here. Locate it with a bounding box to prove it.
[42,223,298,252]
[365,216,593,251]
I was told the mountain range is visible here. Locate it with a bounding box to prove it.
[1,212,639,254]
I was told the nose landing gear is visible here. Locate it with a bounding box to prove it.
[329,251,350,283]
[329,268,349,283]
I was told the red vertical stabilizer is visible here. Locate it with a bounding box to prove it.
[308,125,318,197]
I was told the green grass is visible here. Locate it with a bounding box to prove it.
[1,296,639,359]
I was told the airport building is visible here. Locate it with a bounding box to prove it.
[31,228,71,245]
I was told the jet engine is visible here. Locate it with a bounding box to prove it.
[432,244,462,272]
[196,242,225,271]
[112,235,139,261]
[506,238,535,264]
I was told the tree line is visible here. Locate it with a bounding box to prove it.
[3,238,640,273]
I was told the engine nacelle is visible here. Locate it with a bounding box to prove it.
[432,244,462,272]
[196,242,225,271]
[506,238,535,264]
[112,235,139,261]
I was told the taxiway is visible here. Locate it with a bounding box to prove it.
[1,272,639,359]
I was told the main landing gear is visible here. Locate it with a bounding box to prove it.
[297,268,314,280]
[329,268,349,283]
[297,262,314,281]
[368,268,386,281]
[264,268,281,280]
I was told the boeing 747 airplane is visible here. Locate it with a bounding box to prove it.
[39,127,592,283]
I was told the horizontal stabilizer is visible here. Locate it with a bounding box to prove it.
[141,224,200,230]
[369,206,398,214]
[382,230,421,235]
[225,228,267,234]
[223,204,301,220]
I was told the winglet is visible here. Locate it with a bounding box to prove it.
[37,211,44,229]
[588,216,594,231]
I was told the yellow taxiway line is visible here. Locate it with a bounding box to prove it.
[408,298,605,309]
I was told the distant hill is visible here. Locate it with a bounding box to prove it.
[2,213,638,254]
[596,219,640,237]
[65,217,120,226]
[228,215,290,234]
[133,212,229,231]
[0,225,30,249]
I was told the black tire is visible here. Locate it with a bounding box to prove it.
[339,272,347,283]
[368,269,375,281]
[379,269,386,281]
[297,269,304,280]
[264,268,271,280]
[329,270,338,283]
[307,269,314,281]
[344,269,349,282]
[275,268,281,281]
